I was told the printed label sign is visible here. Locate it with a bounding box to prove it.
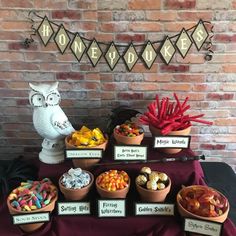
[65,149,103,159]
[154,136,190,149]
[135,203,174,216]
[57,202,91,215]
[114,145,147,161]
[98,199,126,218]
[13,212,50,225]
[184,218,222,236]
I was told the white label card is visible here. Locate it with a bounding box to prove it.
[135,203,174,216]
[65,149,103,159]
[114,145,147,161]
[98,199,126,217]
[184,218,222,236]
[13,212,50,225]
[154,136,190,149]
[57,202,91,215]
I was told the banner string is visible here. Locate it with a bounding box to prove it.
[24,11,214,49]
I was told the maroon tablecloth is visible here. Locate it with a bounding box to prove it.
[1,138,236,236]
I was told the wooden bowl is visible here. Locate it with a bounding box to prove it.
[136,177,171,202]
[59,170,94,201]
[176,185,230,223]
[95,175,130,199]
[7,186,58,233]
[149,125,191,154]
[65,135,108,170]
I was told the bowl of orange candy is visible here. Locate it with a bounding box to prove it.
[65,126,108,170]
[96,170,130,198]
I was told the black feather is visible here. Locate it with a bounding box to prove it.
[106,106,141,135]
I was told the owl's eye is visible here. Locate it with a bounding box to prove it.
[31,93,44,107]
[46,92,61,106]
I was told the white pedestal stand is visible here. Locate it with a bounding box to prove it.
[39,138,65,164]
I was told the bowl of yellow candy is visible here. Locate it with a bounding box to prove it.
[65,126,108,170]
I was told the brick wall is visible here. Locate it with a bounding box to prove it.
[0,0,236,171]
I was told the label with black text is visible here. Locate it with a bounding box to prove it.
[97,199,126,218]
[184,218,222,236]
[154,136,190,149]
[114,145,147,161]
[57,202,91,215]
[12,212,50,225]
[135,203,174,216]
[65,149,103,159]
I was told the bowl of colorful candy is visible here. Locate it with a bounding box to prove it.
[176,185,229,223]
[59,168,94,201]
[135,167,171,202]
[113,122,144,145]
[7,178,58,233]
[96,170,130,199]
[65,126,108,169]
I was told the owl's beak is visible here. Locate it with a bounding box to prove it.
[43,102,48,108]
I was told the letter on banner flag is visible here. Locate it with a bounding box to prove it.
[191,20,209,51]
[159,36,176,65]
[175,28,193,58]
[123,43,139,71]
[37,16,54,46]
[70,33,86,62]
[86,39,103,67]
[141,41,157,69]
[54,24,71,54]
[105,42,120,70]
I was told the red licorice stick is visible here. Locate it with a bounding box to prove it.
[148,102,157,117]
[189,118,213,125]
[155,95,160,119]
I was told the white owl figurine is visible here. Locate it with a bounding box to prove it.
[29,82,75,164]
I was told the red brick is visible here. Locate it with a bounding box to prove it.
[160,83,191,91]
[56,72,84,80]
[128,0,161,10]
[101,92,115,100]
[164,22,195,32]
[214,34,236,42]
[98,11,112,21]
[2,21,30,30]
[132,63,158,73]
[10,62,39,71]
[100,22,127,32]
[200,144,226,150]
[129,22,162,32]
[173,74,205,83]
[160,65,190,73]
[207,93,234,100]
[35,1,67,9]
[144,74,172,82]
[83,11,98,21]
[193,84,217,92]
[118,92,143,100]
[40,63,71,72]
[100,74,113,82]
[52,10,82,20]
[165,0,196,9]
[1,0,33,7]
[8,42,38,51]
[223,65,236,73]
[177,11,213,21]
[16,99,31,106]
[215,118,236,126]
[115,34,145,43]
[146,11,177,21]
[129,83,159,91]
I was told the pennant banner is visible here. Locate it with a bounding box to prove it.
[29,12,214,71]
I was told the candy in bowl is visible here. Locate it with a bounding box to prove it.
[59,168,94,201]
[135,167,171,202]
[96,170,130,199]
[176,185,229,223]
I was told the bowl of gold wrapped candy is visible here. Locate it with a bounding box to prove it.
[7,178,58,233]
[135,167,171,202]
[59,168,94,201]
[177,185,229,223]
[96,169,130,199]
[65,126,108,170]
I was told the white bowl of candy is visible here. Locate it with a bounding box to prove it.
[59,168,94,201]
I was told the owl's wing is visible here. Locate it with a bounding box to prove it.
[51,112,75,136]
